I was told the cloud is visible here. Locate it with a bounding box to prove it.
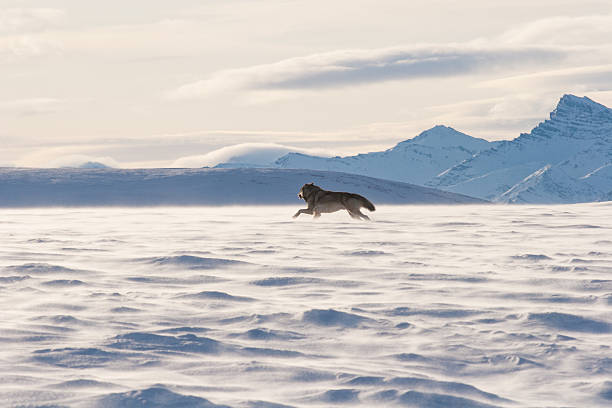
[421,93,557,140]
[0,98,65,115]
[171,143,330,168]
[47,155,120,168]
[0,8,65,63]
[0,8,65,33]
[0,35,63,63]
[481,65,612,94]
[168,44,565,99]
[500,15,612,46]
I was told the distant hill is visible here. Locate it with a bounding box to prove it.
[0,168,485,207]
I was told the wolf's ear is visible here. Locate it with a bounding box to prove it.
[308,182,314,185]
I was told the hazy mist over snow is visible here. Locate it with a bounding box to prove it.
[2,1,612,167]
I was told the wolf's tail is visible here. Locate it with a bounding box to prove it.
[356,195,376,211]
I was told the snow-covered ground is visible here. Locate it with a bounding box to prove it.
[1,205,611,407]
[0,168,483,206]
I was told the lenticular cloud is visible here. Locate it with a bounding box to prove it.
[169,44,565,99]
[171,143,323,168]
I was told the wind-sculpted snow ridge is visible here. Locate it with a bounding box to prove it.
[142,255,251,269]
[94,387,231,408]
[1,205,611,407]
[0,167,484,207]
[4,262,85,275]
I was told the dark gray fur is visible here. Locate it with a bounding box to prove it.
[293,183,376,220]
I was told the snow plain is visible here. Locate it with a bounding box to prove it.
[1,204,611,407]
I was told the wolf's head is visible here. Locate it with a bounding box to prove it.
[298,182,319,200]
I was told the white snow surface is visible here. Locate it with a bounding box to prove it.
[1,205,611,407]
[0,167,483,206]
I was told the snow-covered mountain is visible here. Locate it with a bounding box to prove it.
[275,125,499,186]
[0,168,484,207]
[495,164,600,204]
[431,95,612,203]
[272,95,612,203]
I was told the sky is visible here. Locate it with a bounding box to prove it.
[2,0,612,168]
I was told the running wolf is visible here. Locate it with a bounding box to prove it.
[293,183,376,220]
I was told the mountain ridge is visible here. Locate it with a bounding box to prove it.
[274,125,501,186]
[268,94,612,204]
[430,94,612,202]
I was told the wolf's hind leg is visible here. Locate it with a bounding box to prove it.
[348,208,370,220]
[357,210,370,221]
[347,210,361,219]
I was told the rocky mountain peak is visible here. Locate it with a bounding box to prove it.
[550,94,612,121]
[396,125,492,151]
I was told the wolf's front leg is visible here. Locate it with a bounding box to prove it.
[293,208,313,218]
